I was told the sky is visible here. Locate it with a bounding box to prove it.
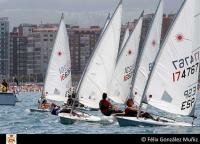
[0,0,184,29]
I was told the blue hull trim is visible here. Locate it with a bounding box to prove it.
[117,117,163,127]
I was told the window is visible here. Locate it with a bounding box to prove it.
[43,39,48,41]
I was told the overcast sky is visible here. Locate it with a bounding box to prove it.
[0,0,184,29]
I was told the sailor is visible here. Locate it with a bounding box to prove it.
[124,99,138,116]
[99,93,123,116]
[66,94,73,107]
[38,92,50,109]
[1,79,9,92]
[72,92,79,107]
[125,99,154,119]
[59,102,71,113]
[50,103,60,115]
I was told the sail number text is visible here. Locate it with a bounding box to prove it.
[124,64,134,81]
[181,85,197,110]
[181,97,195,110]
[172,52,200,82]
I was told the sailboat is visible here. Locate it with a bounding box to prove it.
[30,14,72,112]
[116,0,198,127]
[79,13,111,111]
[0,92,18,106]
[58,0,122,124]
[108,12,143,104]
[132,0,164,107]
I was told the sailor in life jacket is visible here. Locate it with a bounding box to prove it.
[50,103,61,115]
[38,92,50,109]
[125,98,154,120]
[124,99,138,116]
[99,93,123,116]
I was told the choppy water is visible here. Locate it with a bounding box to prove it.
[0,92,200,134]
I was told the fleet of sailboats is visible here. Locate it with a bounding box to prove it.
[27,0,200,127]
[58,0,123,124]
[117,0,199,127]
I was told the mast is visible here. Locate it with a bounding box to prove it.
[137,0,187,118]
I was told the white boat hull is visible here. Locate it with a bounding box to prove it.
[58,111,102,125]
[30,108,50,113]
[116,116,193,127]
[0,92,18,106]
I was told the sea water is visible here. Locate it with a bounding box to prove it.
[0,92,199,134]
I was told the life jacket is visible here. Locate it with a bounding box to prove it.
[51,107,60,115]
[99,99,112,115]
[99,99,111,110]
[125,107,137,116]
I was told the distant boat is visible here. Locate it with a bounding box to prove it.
[30,14,72,112]
[0,92,18,106]
[117,0,198,127]
[58,0,122,124]
[0,78,19,105]
[108,12,143,104]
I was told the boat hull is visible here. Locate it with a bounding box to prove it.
[30,108,50,113]
[0,92,17,106]
[116,116,193,127]
[79,107,99,111]
[58,111,102,125]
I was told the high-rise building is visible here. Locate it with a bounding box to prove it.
[0,17,9,79]
[68,26,101,73]
[9,24,37,82]
[31,24,57,81]
[10,32,27,80]
[9,24,57,82]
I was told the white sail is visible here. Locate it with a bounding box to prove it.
[108,14,143,104]
[119,26,130,54]
[144,0,197,116]
[77,1,122,109]
[44,14,71,102]
[132,0,163,105]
